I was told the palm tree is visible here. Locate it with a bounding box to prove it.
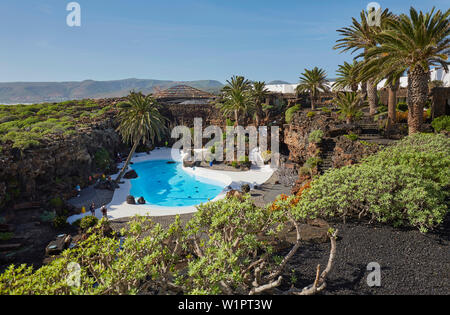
[359,57,404,132]
[365,7,449,134]
[335,92,367,124]
[115,91,167,183]
[218,76,253,125]
[251,81,269,126]
[334,9,392,115]
[333,60,361,92]
[296,67,329,110]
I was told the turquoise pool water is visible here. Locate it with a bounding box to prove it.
[129,160,226,207]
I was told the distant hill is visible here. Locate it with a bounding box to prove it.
[0,79,224,104]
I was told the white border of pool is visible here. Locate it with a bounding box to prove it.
[67,148,274,223]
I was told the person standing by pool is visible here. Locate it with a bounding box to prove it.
[76,184,81,197]
[101,205,108,219]
[90,202,96,217]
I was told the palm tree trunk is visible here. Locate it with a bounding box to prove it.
[115,139,140,183]
[361,81,367,99]
[407,67,429,135]
[255,102,262,127]
[387,83,398,132]
[310,93,315,110]
[234,109,239,126]
[367,80,378,115]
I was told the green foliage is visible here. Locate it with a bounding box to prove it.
[291,134,450,233]
[40,211,56,223]
[0,232,13,241]
[308,130,324,144]
[397,102,408,112]
[49,197,64,209]
[53,216,68,229]
[226,118,234,127]
[305,157,323,169]
[306,111,317,118]
[0,100,115,150]
[0,195,317,295]
[285,105,301,123]
[181,195,289,294]
[432,116,450,133]
[231,161,239,168]
[79,216,99,231]
[335,92,366,123]
[94,148,111,170]
[344,133,359,141]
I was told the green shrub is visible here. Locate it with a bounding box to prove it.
[306,111,317,118]
[49,197,64,209]
[285,105,301,124]
[94,148,111,170]
[0,197,333,295]
[290,133,450,233]
[40,211,56,223]
[431,115,450,133]
[231,161,239,168]
[397,102,408,112]
[53,216,68,229]
[308,130,324,144]
[226,118,234,127]
[305,157,323,169]
[344,133,359,141]
[0,232,13,241]
[79,216,99,231]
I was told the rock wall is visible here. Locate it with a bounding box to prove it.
[0,112,123,210]
[281,110,381,192]
[332,136,380,169]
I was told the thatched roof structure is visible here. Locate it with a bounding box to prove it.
[154,85,214,100]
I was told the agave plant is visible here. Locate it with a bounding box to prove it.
[335,92,367,124]
[296,67,329,110]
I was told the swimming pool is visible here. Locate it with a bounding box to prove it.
[129,160,226,207]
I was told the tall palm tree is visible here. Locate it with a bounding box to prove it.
[296,67,329,110]
[251,81,269,126]
[218,76,253,125]
[115,91,167,183]
[333,60,361,92]
[365,7,449,134]
[334,9,393,115]
[335,92,367,124]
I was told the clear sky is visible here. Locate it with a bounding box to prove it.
[0,0,448,83]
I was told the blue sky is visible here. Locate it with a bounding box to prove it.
[0,0,448,83]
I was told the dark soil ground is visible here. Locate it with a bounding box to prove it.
[289,216,450,295]
[110,214,449,295]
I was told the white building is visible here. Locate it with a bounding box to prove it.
[266,68,450,94]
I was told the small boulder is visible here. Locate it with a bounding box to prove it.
[124,170,138,179]
[137,197,146,205]
[126,195,136,205]
[241,184,251,194]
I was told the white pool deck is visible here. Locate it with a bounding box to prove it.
[67,148,274,224]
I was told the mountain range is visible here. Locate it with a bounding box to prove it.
[0,79,225,104]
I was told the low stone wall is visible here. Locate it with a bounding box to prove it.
[332,136,380,169]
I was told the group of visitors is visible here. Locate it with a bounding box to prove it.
[81,202,108,219]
